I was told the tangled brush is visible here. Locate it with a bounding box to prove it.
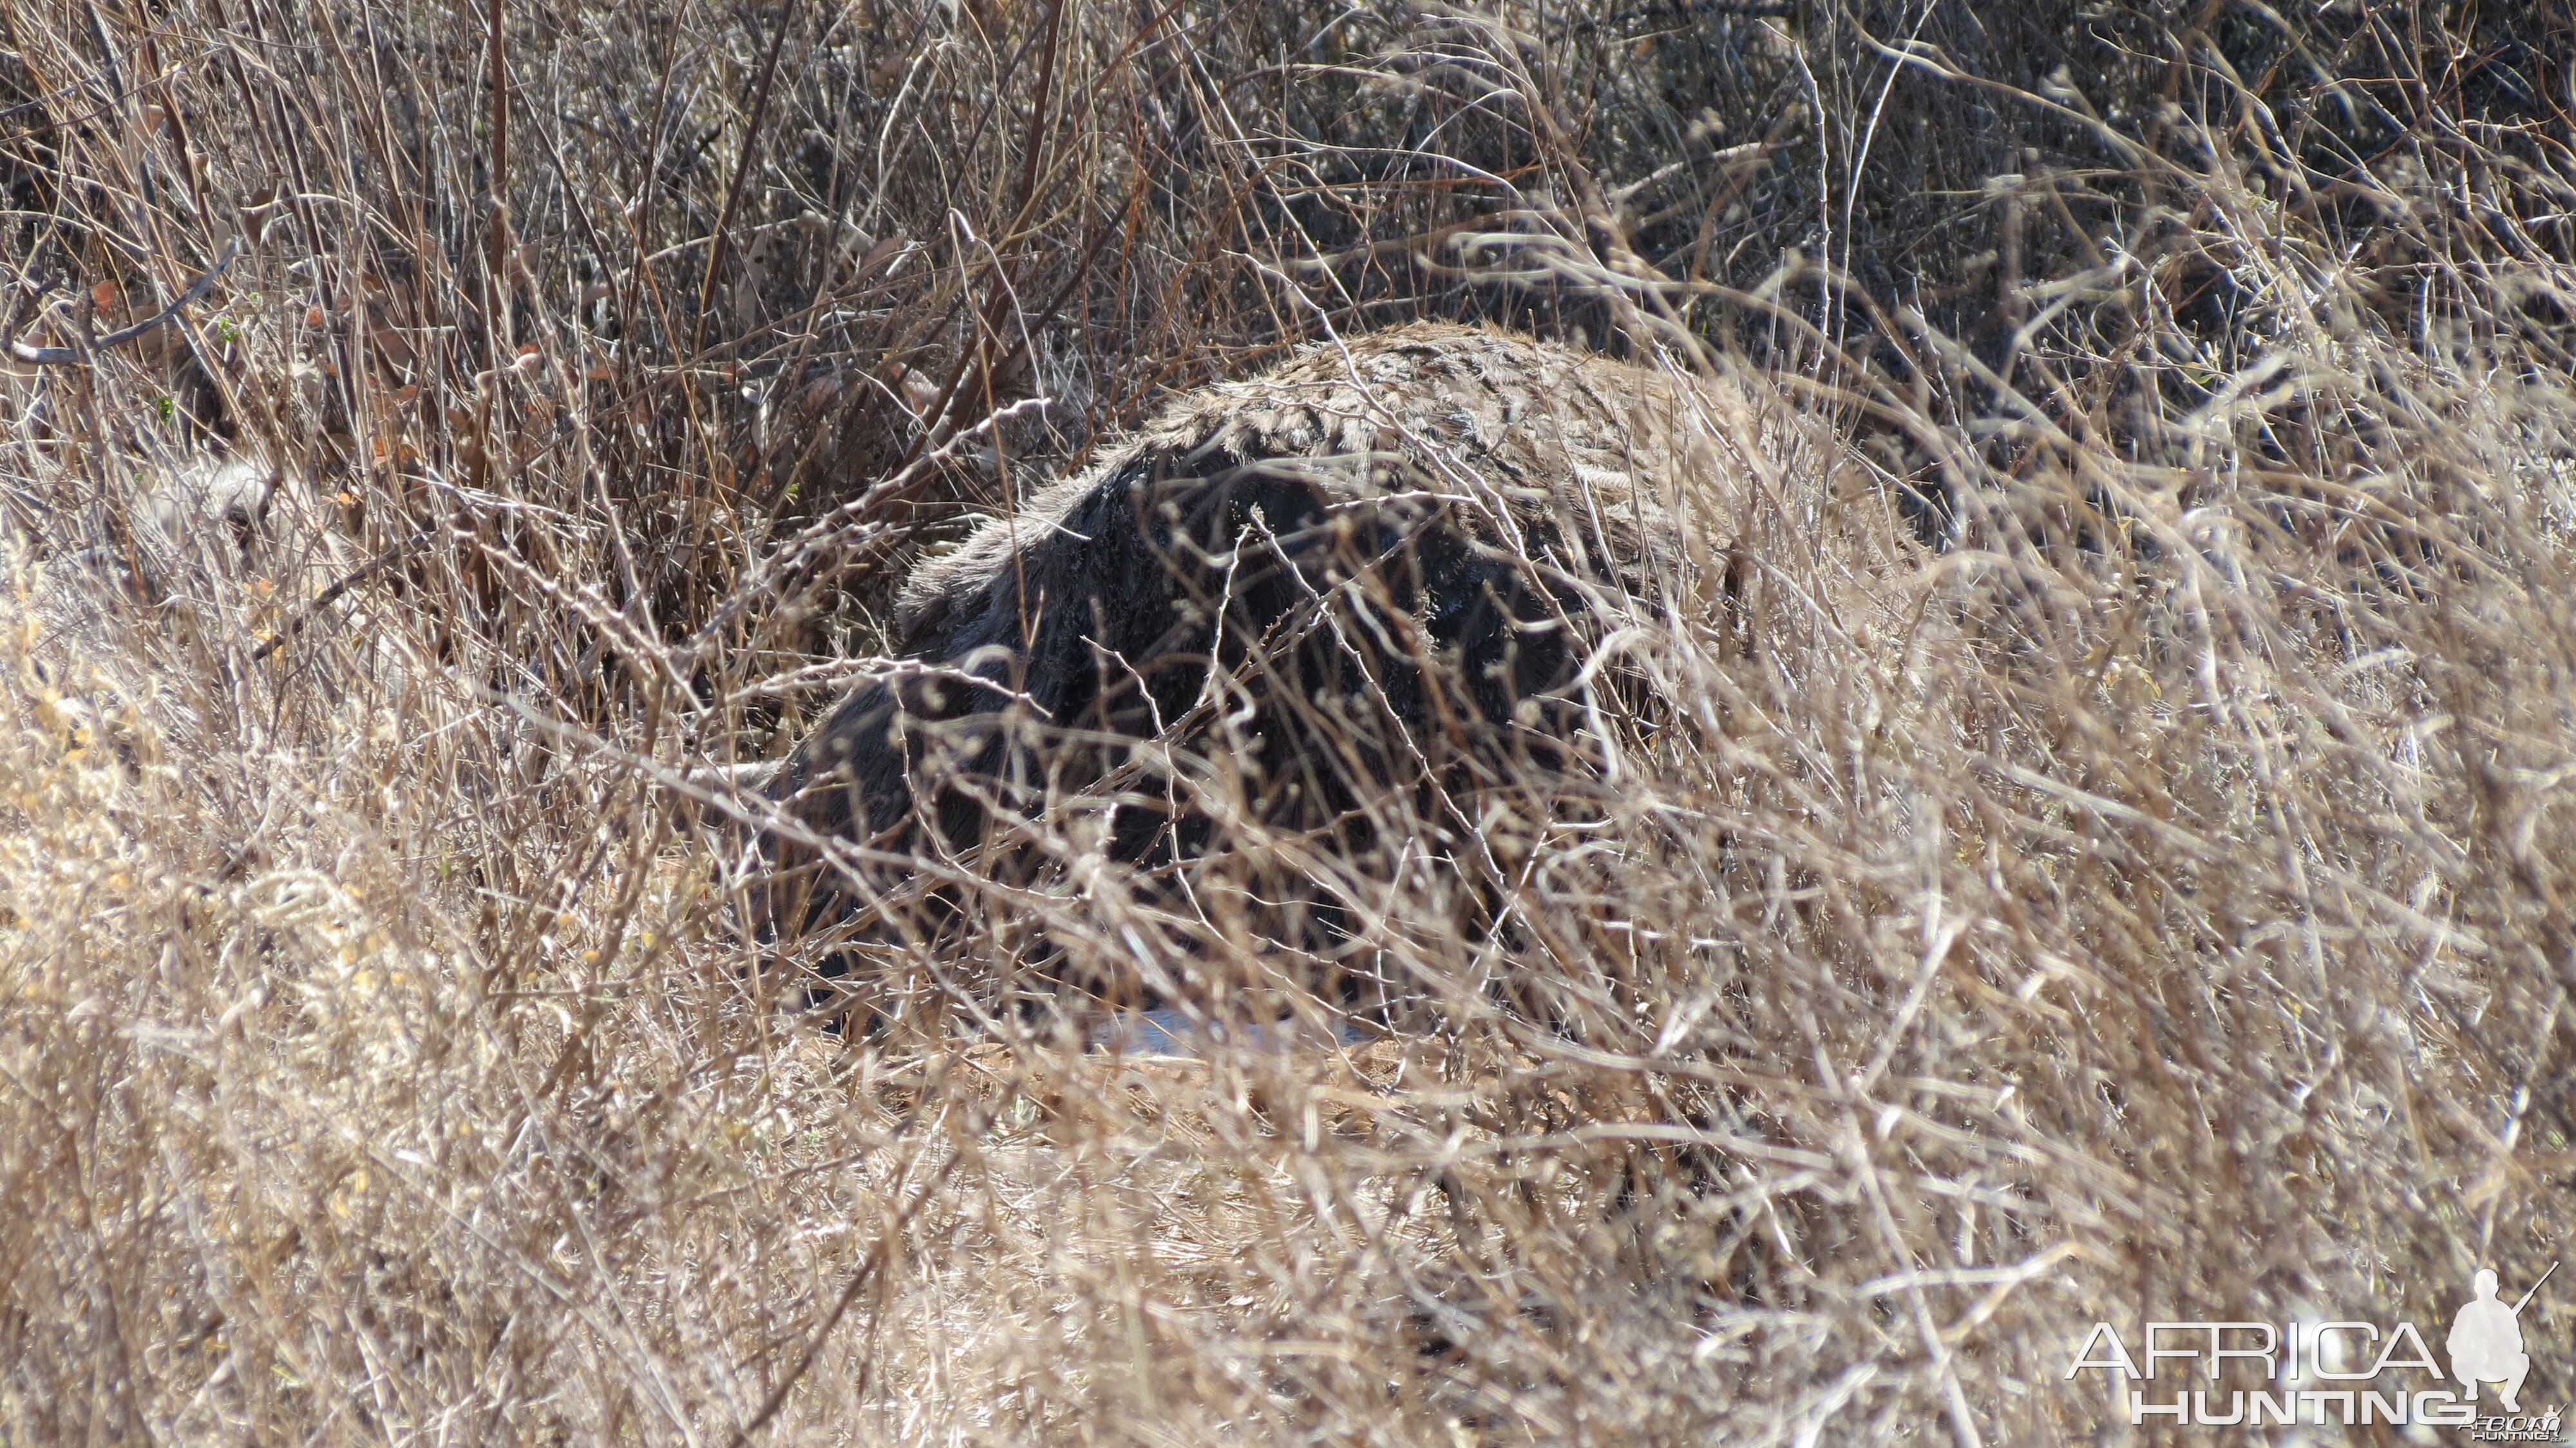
[5,0,2571,1439]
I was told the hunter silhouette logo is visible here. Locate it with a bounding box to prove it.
[2450,1264,2547,1412]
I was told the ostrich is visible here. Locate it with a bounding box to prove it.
[755,321,1893,1022]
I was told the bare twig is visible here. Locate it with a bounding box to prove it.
[248,529,431,662]
[689,0,802,357]
[6,241,240,365]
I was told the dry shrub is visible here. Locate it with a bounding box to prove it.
[2,0,2572,1442]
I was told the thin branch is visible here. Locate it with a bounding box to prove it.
[690,0,802,357]
[249,529,430,662]
[6,240,240,365]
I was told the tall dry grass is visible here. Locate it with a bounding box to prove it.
[2,0,2572,1442]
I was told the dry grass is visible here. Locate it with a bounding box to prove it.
[3,0,2573,1442]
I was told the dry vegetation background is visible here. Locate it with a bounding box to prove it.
[3,0,2574,1440]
